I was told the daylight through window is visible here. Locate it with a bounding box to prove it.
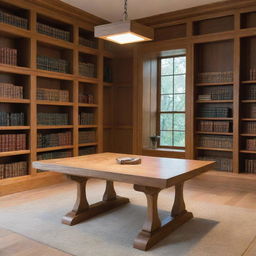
[159,56,186,148]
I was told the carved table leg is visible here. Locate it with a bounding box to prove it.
[62,176,129,226]
[133,183,193,251]
[103,181,117,201]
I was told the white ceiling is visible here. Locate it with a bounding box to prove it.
[61,0,225,22]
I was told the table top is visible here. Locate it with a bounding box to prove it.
[33,153,215,188]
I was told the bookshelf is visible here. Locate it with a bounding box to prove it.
[240,34,256,174]
[0,0,111,195]
[194,39,234,173]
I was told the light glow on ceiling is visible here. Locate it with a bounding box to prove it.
[106,32,146,44]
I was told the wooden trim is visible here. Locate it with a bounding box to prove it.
[137,0,256,28]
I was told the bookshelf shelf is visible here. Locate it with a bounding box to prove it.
[241,80,256,84]
[36,100,73,106]
[78,76,98,84]
[196,147,233,152]
[196,82,233,87]
[0,98,30,103]
[37,125,74,129]
[241,100,256,103]
[196,100,233,103]
[0,23,31,38]
[241,118,256,121]
[37,145,74,152]
[78,142,98,147]
[240,150,256,154]
[78,103,98,107]
[240,134,256,137]
[78,125,98,129]
[0,150,30,157]
[0,64,31,75]
[78,45,98,56]
[0,126,30,130]
[36,34,74,50]
[196,131,233,135]
[196,117,233,120]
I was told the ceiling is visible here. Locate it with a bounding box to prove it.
[61,0,226,22]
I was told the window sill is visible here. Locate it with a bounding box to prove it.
[142,148,185,159]
[143,148,185,153]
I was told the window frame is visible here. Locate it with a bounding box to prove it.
[157,55,186,150]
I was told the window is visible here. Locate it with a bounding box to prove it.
[158,56,186,149]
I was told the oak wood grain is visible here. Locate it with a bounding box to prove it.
[33,152,215,189]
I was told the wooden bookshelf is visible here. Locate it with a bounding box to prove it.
[193,38,235,173]
[0,0,112,195]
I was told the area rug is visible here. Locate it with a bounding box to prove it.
[0,180,255,256]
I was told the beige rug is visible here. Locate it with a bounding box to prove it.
[0,180,255,256]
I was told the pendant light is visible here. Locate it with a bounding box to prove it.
[94,0,154,44]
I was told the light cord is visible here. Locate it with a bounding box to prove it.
[123,0,128,21]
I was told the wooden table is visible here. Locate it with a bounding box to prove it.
[33,152,215,251]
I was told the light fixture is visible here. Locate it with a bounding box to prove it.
[94,0,154,44]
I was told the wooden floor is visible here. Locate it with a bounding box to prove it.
[0,171,256,256]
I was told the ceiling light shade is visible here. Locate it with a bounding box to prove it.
[94,20,154,44]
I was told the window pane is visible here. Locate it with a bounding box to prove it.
[161,76,173,94]
[174,56,186,74]
[161,95,173,111]
[161,58,173,75]
[173,131,185,147]
[174,113,185,130]
[160,114,173,130]
[174,94,185,111]
[160,131,173,146]
[174,75,185,93]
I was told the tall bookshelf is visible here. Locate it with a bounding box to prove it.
[194,40,234,172]
[0,0,112,195]
[191,9,256,174]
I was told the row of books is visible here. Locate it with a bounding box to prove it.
[198,135,233,149]
[245,138,256,151]
[0,47,17,66]
[198,86,233,101]
[37,131,72,148]
[0,9,28,29]
[79,112,95,125]
[79,37,98,49]
[244,85,256,100]
[0,134,26,152]
[243,122,256,134]
[79,62,96,78]
[79,93,94,104]
[79,146,96,156]
[0,161,27,179]
[37,56,69,74]
[37,88,69,102]
[198,121,232,133]
[198,107,232,118]
[37,113,69,125]
[246,104,256,118]
[244,159,256,174]
[37,22,70,42]
[0,112,25,126]
[198,156,232,172]
[79,131,96,144]
[37,150,72,161]
[197,71,233,83]
[0,83,23,99]
[248,68,256,81]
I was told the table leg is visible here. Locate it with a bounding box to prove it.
[62,176,129,226]
[133,183,193,251]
